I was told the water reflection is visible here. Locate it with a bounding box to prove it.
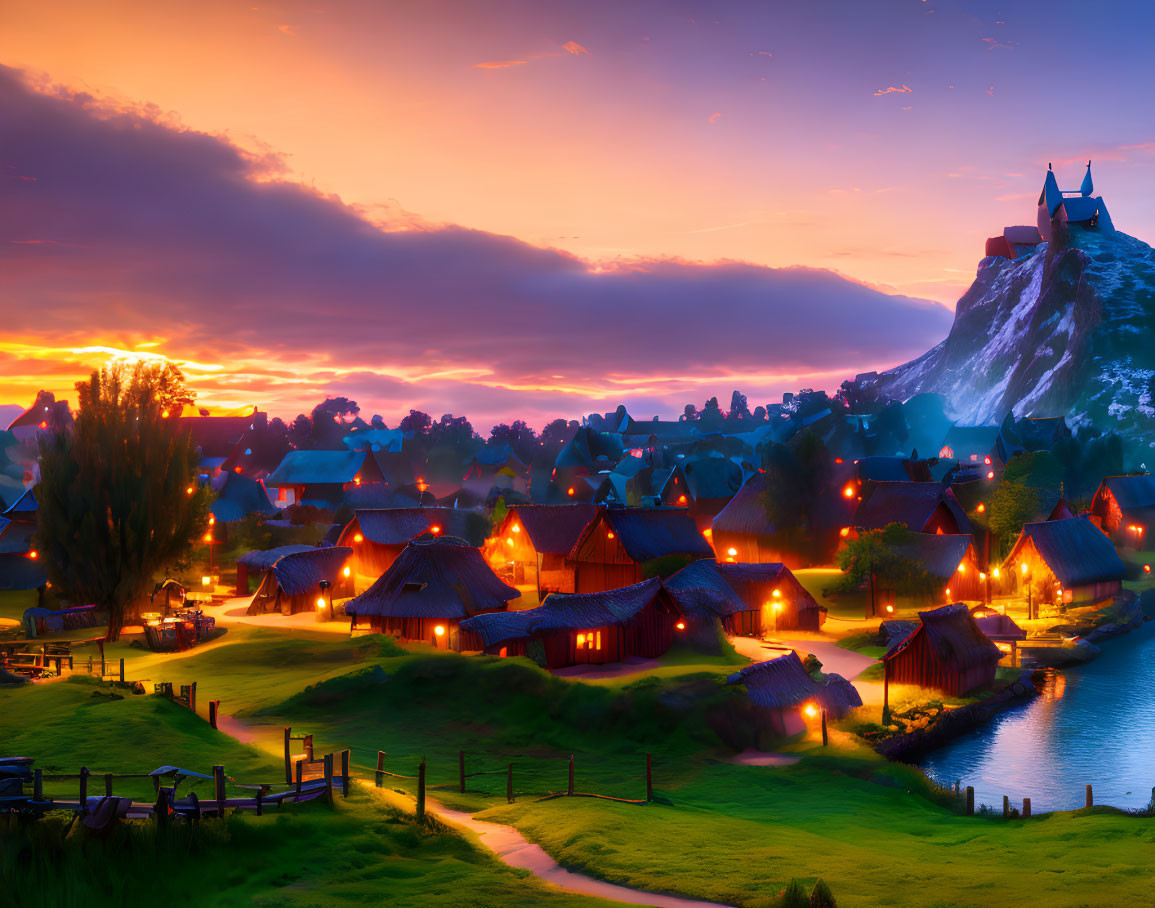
[920,620,1155,812]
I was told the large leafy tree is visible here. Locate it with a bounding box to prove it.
[36,363,209,640]
[828,523,936,601]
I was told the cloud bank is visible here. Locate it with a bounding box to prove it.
[0,65,952,426]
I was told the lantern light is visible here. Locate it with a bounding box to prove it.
[677,495,687,505]
[803,703,818,718]
[27,550,38,560]
[842,484,855,499]
[945,587,951,596]
[354,533,364,543]
[507,537,514,546]
[984,456,992,466]
[208,515,215,525]
[434,625,445,637]
[186,486,195,496]
[1145,564,1152,574]
[885,604,894,613]
[979,572,987,581]
[512,525,520,533]
[957,563,965,574]
[234,466,242,474]
[702,528,713,538]
[840,527,850,537]
[316,598,326,610]
[202,576,212,587]
[607,531,615,539]
[727,547,738,557]
[987,471,995,480]
[675,621,685,631]
[772,589,781,598]
[343,566,351,577]
[992,568,1000,579]
[203,533,213,543]
[567,487,576,497]
[976,503,985,513]
[1021,562,1029,576]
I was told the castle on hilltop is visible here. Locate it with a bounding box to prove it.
[984,161,1113,260]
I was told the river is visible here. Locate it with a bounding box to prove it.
[919,618,1155,812]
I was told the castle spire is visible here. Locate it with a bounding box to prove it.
[1080,160,1093,197]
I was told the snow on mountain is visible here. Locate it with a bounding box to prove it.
[875,220,1155,447]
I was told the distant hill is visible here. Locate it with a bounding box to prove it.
[875,223,1155,447]
[0,405,23,430]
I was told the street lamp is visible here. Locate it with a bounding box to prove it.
[319,580,333,621]
[804,702,828,746]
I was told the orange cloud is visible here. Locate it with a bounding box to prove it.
[562,41,590,56]
[708,112,722,124]
[873,85,912,96]
[474,60,528,70]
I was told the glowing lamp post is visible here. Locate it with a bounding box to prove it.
[804,702,828,746]
[1020,561,1033,620]
[319,579,333,621]
[771,589,782,633]
[434,624,446,647]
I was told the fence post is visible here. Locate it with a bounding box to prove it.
[323,753,334,805]
[154,788,169,827]
[100,651,106,678]
[256,786,263,817]
[568,754,574,796]
[189,681,197,715]
[119,658,125,683]
[965,786,974,816]
[1023,797,1031,818]
[33,768,42,801]
[305,735,314,763]
[417,759,426,822]
[213,765,226,808]
[209,700,219,730]
[284,727,292,784]
[507,764,514,804]
[79,766,89,811]
[341,750,350,798]
[1002,795,1009,817]
[105,773,113,797]
[1085,784,1093,808]
[153,773,161,796]
[646,754,653,803]
[375,751,385,788]
[295,758,303,798]
[821,710,828,747]
[459,750,465,794]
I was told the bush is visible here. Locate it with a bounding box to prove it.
[810,878,837,907]
[783,879,809,907]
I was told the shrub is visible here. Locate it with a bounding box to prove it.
[810,878,837,907]
[783,878,809,907]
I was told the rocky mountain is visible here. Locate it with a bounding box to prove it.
[874,218,1155,449]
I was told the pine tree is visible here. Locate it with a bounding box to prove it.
[36,363,208,640]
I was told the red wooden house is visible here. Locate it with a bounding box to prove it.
[1089,474,1155,544]
[568,508,713,594]
[459,577,679,668]
[245,546,353,616]
[1002,517,1125,607]
[884,603,1001,696]
[726,652,862,737]
[483,504,599,593]
[716,562,827,632]
[344,538,519,646]
[336,508,478,581]
[852,482,972,536]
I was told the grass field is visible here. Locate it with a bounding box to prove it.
[8,623,1155,907]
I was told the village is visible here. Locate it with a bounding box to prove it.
[5,339,1155,906]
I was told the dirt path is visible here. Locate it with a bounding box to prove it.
[211,710,733,907]
[429,798,734,908]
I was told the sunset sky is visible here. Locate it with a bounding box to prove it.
[2,0,1154,428]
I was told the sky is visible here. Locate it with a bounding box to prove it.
[1,0,1154,429]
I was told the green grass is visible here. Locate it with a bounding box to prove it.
[834,630,886,659]
[12,622,1155,907]
[792,569,930,621]
[0,588,38,622]
[1,789,599,908]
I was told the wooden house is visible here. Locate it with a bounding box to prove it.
[711,471,854,568]
[726,652,862,737]
[344,538,519,646]
[682,458,744,521]
[246,546,353,616]
[0,490,45,592]
[971,606,1026,664]
[662,560,757,642]
[208,471,277,525]
[1089,474,1155,544]
[1002,517,1125,606]
[484,504,599,593]
[459,577,678,668]
[716,562,827,632]
[235,544,315,596]
[937,426,1009,474]
[884,603,1002,696]
[335,508,481,581]
[568,508,713,594]
[265,450,383,509]
[853,482,971,536]
[888,533,983,602]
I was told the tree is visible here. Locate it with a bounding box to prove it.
[287,413,312,448]
[400,410,432,434]
[987,481,1044,552]
[828,523,936,600]
[489,420,537,464]
[36,363,209,640]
